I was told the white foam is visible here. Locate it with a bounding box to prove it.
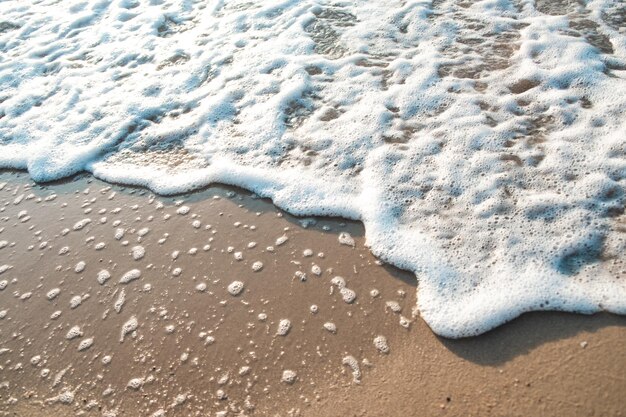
[1,0,625,337]
[119,269,141,284]
[227,280,244,296]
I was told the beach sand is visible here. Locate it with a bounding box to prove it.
[0,170,624,417]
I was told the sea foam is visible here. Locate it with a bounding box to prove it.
[0,0,625,337]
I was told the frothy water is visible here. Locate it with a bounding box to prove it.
[1,0,625,337]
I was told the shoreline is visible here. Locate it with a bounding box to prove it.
[4,168,623,339]
[0,170,624,416]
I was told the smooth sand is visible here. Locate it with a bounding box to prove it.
[0,171,624,417]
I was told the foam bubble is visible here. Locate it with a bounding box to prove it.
[373,336,389,354]
[127,377,144,390]
[74,261,86,273]
[114,289,126,313]
[227,281,244,296]
[78,337,94,351]
[340,288,357,304]
[323,322,337,333]
[120,316,138,342]
[97,270,111,285]
[66,326,83,340]
[342,355,361,383]
[69,295,82,309]
[276,319,291,336]
[120,269,141,284]
[46,288,61,300]
[131,246,145,260]
[281,370,297,384]
[73,219,91,231]
[338,233,355,247]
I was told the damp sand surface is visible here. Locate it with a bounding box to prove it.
[0,171,624,417]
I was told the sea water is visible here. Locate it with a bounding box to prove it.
[0,0,625,337]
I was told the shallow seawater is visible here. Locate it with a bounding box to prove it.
[0,0,625,337]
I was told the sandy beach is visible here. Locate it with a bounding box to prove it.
[0,170,623,417]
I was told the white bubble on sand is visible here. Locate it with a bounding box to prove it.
[137,227,150,237]
[276,319,291,336]
[342,355,361,383]
[74,261,86,273]
[370,289,380,298]
[78,337,94,351]
[66,326,83,340]
[0,310,7,319]
[114,289,126,313]
[385,301,402,313]
[331,276,346,289]
[0,265,11,275]
[251,261,263,272]
[176,206,190,215]
[102,355,112,365]
[227,281,244,296]
[94,242,106,250]
[120,316,138,342]
[311,265,322,276]
[0,280,7,290]
[338,232,355,247]
[310,304,318,314]
[195,282,207,292]
[172,267,182,277]
[97,270,111,285]
[30,355,41,366]
[281,370,297,384]
[275,235,288,246]
[46,288,61,300]
[120,269,141,284]
[69,295,82,309]
[131,246,145,260]
[127,377,144,390]
[73,218,91,231]
[323,322,337,333]
[47,390,75,405]
[114,228,125,240]
[0,241,8,250]
[399,316,411,329]
[234,251,244,261]
[373,336,389,354]
[303,249,313,257]
[50,310,62,320]
[340,288,357,304]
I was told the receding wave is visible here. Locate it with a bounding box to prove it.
[1,0,625,337]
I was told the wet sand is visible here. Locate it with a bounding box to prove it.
[0,170,624,417]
